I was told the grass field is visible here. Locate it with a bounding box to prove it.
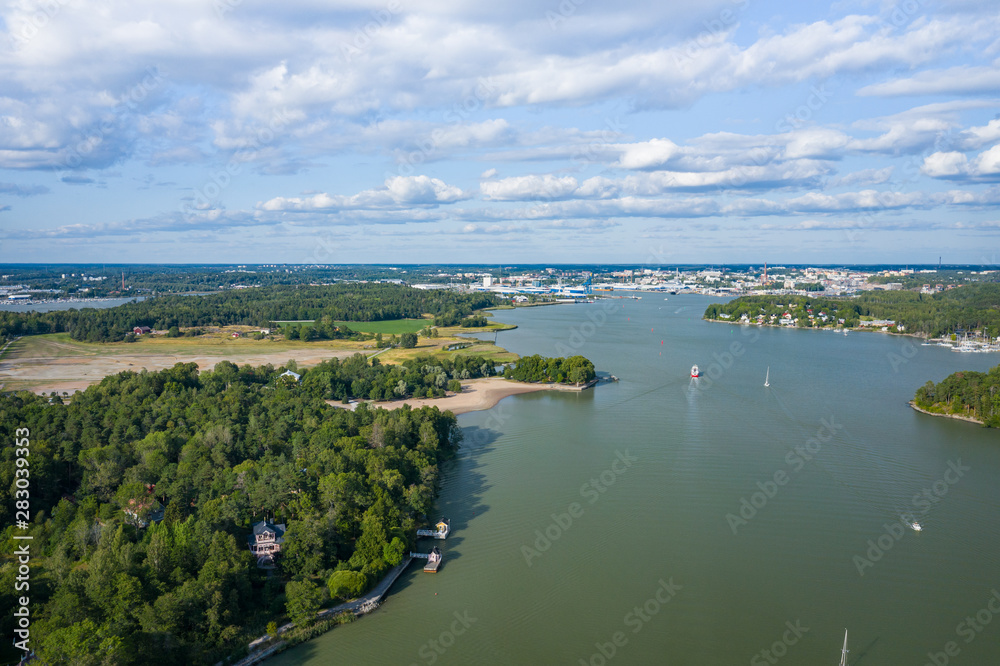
[333,319,428,334]
[372,337,517,365]
[271,318,430,334]
[0,324,519,393]
[6,331,371,360]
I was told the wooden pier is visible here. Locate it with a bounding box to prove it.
[416,518,450,539]
[410,546,443,572]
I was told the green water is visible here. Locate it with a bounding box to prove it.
[273,295,1000,665]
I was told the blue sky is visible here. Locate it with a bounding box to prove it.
[0,0,998,264]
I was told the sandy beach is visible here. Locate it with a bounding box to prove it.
[327,376,589,415]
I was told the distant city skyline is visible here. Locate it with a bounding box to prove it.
[1,1,999,264]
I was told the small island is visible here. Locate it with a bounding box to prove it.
[912,365,1000,427]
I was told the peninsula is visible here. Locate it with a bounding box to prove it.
[911,365,1000,428]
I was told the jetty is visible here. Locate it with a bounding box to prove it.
[412,546,443,572]
[416,518,450,539]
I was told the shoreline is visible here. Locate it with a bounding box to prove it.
[908,400,985,426]
[327,376,592,415]
[704,316,931,340]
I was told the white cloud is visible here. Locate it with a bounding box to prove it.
[921,145,1000,181]
[615,139,681,170]
[259,175,469,211]
[972,144,1000,176]
[481,174,579,201]
[827,167,894,188]
[858,64,1000,97]
[921,151,970,178]
[955,119,1000,151]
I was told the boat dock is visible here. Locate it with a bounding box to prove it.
[416,518,450,539]
[410,546,443,572]
[239,519,456,662]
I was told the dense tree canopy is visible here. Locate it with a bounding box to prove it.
[914,365,1000,427]
[502,355,596,385]
[299,352,500,402]
[0,361,462,664]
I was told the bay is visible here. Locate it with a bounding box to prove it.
[0,296,145,313]
[274,294,1000,665]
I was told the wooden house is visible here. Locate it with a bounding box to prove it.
[248,519,286,568]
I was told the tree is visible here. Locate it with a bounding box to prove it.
[285,579,324,626]
[399,332,417,348]
[447,379,462,393]
[383,537,406,567]
[327,570,367,601]
[281,516,333,579]
[167,325,181,337]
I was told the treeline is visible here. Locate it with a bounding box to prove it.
[705,283,1000,337]
[0,283,499,343]
[0,362,462,664]
[914,365,1000,427]
[502,354,596,385]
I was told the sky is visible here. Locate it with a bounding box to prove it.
[0,0,999,265]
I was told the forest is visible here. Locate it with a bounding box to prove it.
[0,348,597,664]
[0,361,463,664]
[704,283,1000,338]
[0,283,499,343]
[913,364,1000,427]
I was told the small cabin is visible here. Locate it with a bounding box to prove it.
[133,326,152,335]
[424,546,442,573]
[280,370,301,383]
[248,519,286,568]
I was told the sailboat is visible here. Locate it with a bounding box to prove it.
[764,367,770,387]
[839,629,849,666]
